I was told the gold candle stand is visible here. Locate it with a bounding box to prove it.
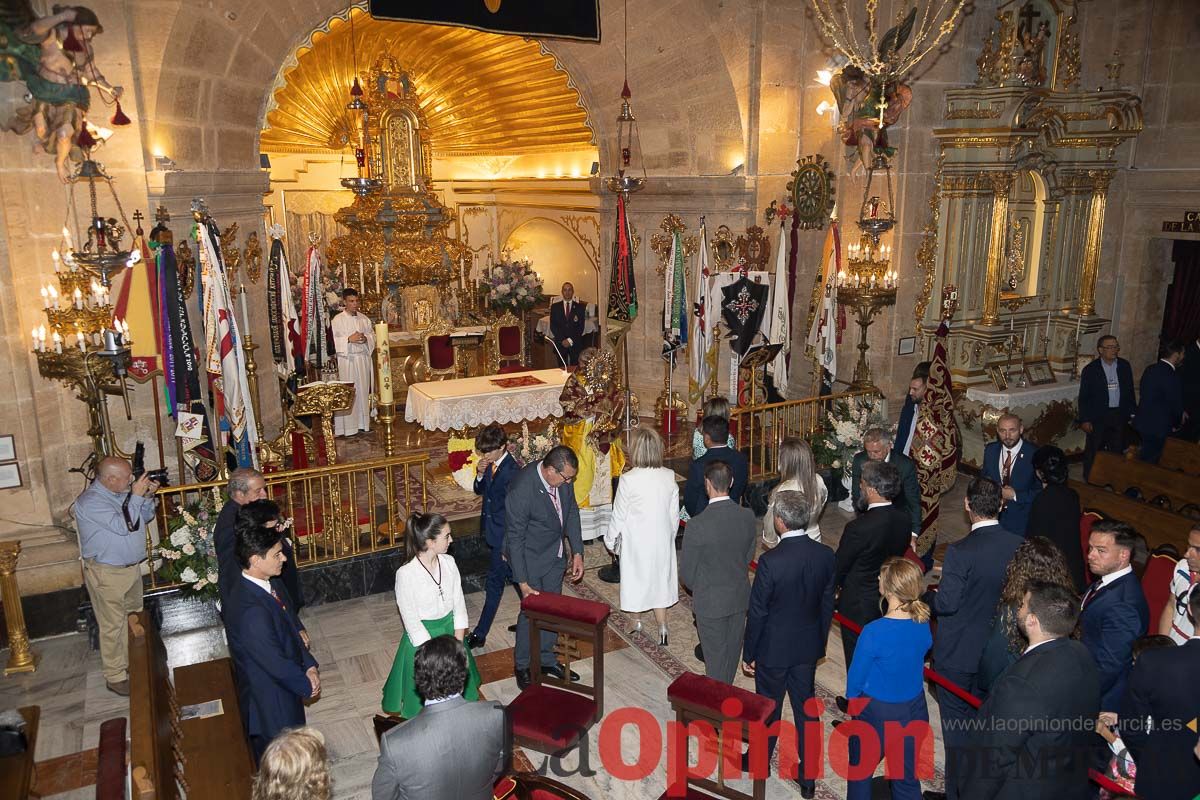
[1,541,38,675]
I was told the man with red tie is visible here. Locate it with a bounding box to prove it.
[981,413,1041,536]
[549,282,587,366]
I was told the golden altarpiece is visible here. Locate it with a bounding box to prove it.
[916,0,1142,467]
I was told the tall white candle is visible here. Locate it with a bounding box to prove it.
[375,321,393,404]
[52,250,60,272]
[358,260,364,292]
[374,263,381,295]
[73,288,82,310]
[1075,312,1082,341]
[41,287,49,308]
[239,285,250,334]
[53,332,62,354]
[1022,327,1028,350]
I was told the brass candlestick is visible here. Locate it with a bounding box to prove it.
[242,333,262,432]
[0,541,37,674]
[376,403,396,457]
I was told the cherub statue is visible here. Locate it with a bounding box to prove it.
[0,3,123,182]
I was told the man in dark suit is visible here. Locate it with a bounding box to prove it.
[892,361,929,460]
[1134,339,1186,463]
[505,445,583,689]
[466,425,520,650]
[215,467,267,611]
[834,460,910,668]
[548,281,586,366]
[1077,335,1136,479]
[1178,336,1200,442]
[1121,589,1200,800]
[223,521,319,763]
[850,427,921,537]
[981,413,1041,536]
[683,415,748,517]
[372,636,507,800]
[1080,519,1149,715]
[743,491,835,799]
[681,460,757,684]
[931,477,1023,800]
[960,580,1100,800]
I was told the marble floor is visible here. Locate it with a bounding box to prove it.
[2,473,975,799]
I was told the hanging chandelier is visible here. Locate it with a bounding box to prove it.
[808,0,969,86]
[604,0,645,196]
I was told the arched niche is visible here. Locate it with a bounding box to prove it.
[1003,168,1050,298]
[504,218,598,304]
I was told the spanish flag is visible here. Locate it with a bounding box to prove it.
[111,233,162,382]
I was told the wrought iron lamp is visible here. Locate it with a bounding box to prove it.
[837,232,898,390]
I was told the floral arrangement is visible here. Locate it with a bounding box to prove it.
[482,258,545,313]
[516,420,557,465]
[154,486,223,601]
[448,434,480,492]
[810,396,888,477]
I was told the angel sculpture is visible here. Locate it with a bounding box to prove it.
[0,3,123,182]
[831,66,913,176]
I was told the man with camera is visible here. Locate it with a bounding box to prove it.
[75,456,160,696]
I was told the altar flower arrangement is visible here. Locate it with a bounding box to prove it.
[483,258,545,313]
[516,420,557,466]
[154,486,223,601]
[448,434,480,492]
[810,396,887,478]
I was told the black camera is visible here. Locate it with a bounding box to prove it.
[131,442,169,487]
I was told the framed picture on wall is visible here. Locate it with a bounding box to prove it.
[897,336,917,356]
[986,364,1009,392]
[1024,358,1057,386]
[0,463,20,489]
[0,435,13,462]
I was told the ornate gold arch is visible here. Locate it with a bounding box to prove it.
[261,6,596,157]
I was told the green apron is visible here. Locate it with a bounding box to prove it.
[381,610,481,718]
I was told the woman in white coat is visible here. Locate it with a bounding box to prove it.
[604,426,679,646]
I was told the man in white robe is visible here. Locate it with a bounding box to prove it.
[331,289,376,436]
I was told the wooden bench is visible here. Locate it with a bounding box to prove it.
[1161,437,1200,475]
[1071,480,1195,553]
[1089,451,1200,517]
[128,611,182,800]
[0,705,39,800]
[174,658,253,799]
[96,717,127,800]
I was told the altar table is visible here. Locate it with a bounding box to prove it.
[405,368,570,432]
[958,379,1083,467]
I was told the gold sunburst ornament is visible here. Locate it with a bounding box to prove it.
[788,154,836,230]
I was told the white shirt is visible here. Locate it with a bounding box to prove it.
[999,440,1024,500]
[1160,358,1177,371]
[394,554,469,647]
[779,529,809,541]
[1023,637,1057,656]
[902,407,919,456]
[970,519,1000,532]
[867,501,893,511]
[1098,565,1133,587]
[241,572,273,595]
[425,693,462,707]
[1167,561,1197,644]
[708,495,731,505]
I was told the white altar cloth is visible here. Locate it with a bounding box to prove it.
[388,325,488,345]
[964,380,1080,408]
[405,368,570,431]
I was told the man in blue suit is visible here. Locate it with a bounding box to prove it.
[683,415,748,517]
[981,413,1041,536]
[225,522,320,763]
[548,282,587,366]
[891,362,929,460]
[1134,339,1186,463]
[466,425,520,650]
[928,477,1023,800]
[1077,335,1135,479]
[743,490,835,799]
[1080,519,1148,716]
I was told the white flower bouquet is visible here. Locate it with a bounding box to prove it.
[154,486,222,601]
[810,396,887,477]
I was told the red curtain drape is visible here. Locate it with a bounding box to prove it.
[1164,241,1200,343]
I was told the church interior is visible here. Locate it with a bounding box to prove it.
[0,0,1198,798]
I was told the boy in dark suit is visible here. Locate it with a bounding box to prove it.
[466,425,520,650]
[548,282,586,366]
[930,477,1023,800]
[743,491,835,798]
[1080,519,1149,716]
[1077,335,1135,479]
[224,521,319,763]
[981,413,1041,536]
[1134,339,1186,463]
[962,580,1100,800]
[683,416,748,517]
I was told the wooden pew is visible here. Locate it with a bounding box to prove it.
[96,717,128,800]
[1161,437,1200,476]
[127,611,181,800]
[0,706,39,800]
[1071,480,1195,553]
[174,658,253,799]
[1088,451,1200,517]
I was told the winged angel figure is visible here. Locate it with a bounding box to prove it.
[0,2,122,181]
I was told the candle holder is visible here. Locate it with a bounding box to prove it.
[837,232,898,390]
[1068,334,1082,381]
[376,402,396,457]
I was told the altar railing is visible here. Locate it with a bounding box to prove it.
[147,453,430,591]
[729,388,879,480]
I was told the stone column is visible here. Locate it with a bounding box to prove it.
[1079,169,1113,316]
[0,541,37,674]
[981,172,1014,326]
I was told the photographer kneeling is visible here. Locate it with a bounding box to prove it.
[75,456,160,696]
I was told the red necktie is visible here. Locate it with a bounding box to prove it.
[271,589,286,610]
[1082,581,1102,609]
[1002,450,1013,487]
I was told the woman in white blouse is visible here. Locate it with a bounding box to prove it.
[381,512,480,717]
[762,438,827,546]
[604,427,679,646]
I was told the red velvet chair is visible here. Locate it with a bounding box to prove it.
[1142,546,1182,633]
[422,318,458,380]
[660,671,777,800]
[491,311,528,374]
[508,592,611,756]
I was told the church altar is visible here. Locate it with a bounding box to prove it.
[957,379,1084,468]
[404,368,570,431]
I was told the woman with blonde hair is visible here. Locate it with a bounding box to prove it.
[844,557,932,800]
[252,726,332,800]
[762,438,827,545]
[604,426,679,645]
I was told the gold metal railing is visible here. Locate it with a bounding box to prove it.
[147,453,430,590]
[729,388,879,480]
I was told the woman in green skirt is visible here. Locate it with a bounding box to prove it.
[381,511,481,717]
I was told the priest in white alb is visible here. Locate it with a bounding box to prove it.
[332,288,376,436]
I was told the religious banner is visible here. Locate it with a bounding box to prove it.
[606,192,638,327]
[112,220,163,382]
[767,223,790,397]
[367,0,601,42]
[266,224,302,378]
[688,218,715,403]
[913,314,961,563]
[807,219,841,391]
[720,275,768,357]
[662,227,687,356]
[300,242,332,370]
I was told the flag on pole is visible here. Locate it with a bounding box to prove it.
[688,218,713,403]
[913,316,961,564]
[299,243,331,370]
[606,192,638,326]
[807,219,841,391]
[662,227,687,354]
[266,224,302,378]
[767,222,790,398]
[196,217,260,469]
[112,232,163,382]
